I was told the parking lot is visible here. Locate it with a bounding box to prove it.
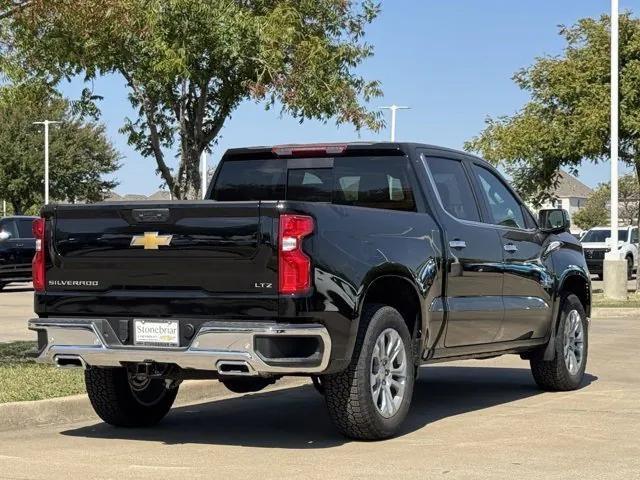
[0,287,637,479]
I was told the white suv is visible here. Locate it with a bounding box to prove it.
[581,226,638,279]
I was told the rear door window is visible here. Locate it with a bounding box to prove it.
[333,157,416,211]
[427,157,480,222]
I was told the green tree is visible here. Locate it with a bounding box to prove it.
[0,82,120,214]
[573,174,640,230]
[573,187,609,231]
[465,14,640,208]
[1,0,383,199]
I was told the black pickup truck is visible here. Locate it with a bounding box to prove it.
[29,142,590,440]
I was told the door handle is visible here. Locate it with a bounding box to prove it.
[449,239,467,249]
[15,243,24,247]
[504,243,518,253]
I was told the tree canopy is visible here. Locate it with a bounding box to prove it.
[0,82,120,214]
[1,0,383,199]
[573,174,639,230]
[465,14,640,207]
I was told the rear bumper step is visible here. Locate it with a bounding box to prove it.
[28,318,331,375]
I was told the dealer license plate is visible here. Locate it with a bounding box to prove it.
[133,319,179,347]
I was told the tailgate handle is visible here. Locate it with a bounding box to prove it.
[132,208,170,223]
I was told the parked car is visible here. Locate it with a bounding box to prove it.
[29,142,591,440]
[0,216,37,291]
[581,226,638,279]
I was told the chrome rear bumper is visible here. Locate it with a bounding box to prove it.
[28,318,332,376]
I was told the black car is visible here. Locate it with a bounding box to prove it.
[28,143,591,439]
[0,216,37,290]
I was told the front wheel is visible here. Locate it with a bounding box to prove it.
[322,304,415,440]
[627,256,634,280]
[85,367,178,427]
[530,294,588,391]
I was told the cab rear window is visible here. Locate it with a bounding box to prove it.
[212,156,416,212]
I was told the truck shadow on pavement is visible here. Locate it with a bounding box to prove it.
[61,365,597,449]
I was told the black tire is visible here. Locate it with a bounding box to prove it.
[596,273,603,281]
[626,255,634,280]
[0,282,5,291]
[322,304,415,440]
[85,367,178,427]
[530,294,588,391]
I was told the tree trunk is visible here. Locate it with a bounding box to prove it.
[11,199,23,216]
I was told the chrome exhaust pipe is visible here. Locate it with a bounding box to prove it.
[54,355,86,369]
[216,360,254,376]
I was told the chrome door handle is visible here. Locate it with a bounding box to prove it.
[449,239,467,249]
[504,243,518,253]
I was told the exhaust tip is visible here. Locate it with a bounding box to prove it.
[55,355,86,369]
[217,361,253,376]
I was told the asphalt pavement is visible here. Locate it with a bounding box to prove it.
[0,298,637,479]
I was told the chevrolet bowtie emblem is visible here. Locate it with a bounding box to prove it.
[130,232,173,250]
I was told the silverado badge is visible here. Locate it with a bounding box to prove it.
[130,232,173,250]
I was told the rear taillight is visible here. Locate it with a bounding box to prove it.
[279,214,314,294]
[32,218,45,292]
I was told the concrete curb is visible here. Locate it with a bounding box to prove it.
[0,377,309,432]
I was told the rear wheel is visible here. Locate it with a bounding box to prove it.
[0,282,5,291]
[322,304,415,440]
[530,294,588,391]
[85,367,178,427]
[627,255,634,280]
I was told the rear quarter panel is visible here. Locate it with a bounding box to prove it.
[281,201,444,370]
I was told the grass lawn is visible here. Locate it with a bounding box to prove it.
[0,341,85,403]
[592,292,640,308]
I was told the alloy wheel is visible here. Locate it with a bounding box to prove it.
[370,328,408,418]
[563,309,584,375]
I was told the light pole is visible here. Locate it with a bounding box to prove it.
[603,0,627,299]
[201,151,207,200]
[33,120,62,205]
[608,0,619,255]
[380,105,410,142]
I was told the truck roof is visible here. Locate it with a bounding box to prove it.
[222,141,490,165]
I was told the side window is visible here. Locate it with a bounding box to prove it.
[472,165,526,229]
[16,219,34,239]
[333,157,416,211]
[631,228,639,244]
[427,157,480,222]
[287,168,332,202]
[0,220,18,239]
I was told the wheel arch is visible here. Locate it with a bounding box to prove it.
[349,269,427,364]
[542,270,591,361]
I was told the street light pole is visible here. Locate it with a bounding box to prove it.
[33,120,62,205]
[380,105,410,142]
[608,0,619,256]
[603,0,627,299]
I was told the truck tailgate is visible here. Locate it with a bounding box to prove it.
[45,201,277,294]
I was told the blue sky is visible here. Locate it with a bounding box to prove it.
[59,0,638,195]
